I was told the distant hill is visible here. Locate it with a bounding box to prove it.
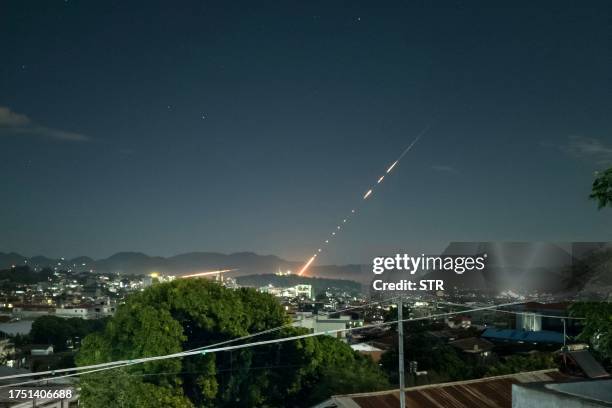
[0,251,370,283]
[421,242,612,297]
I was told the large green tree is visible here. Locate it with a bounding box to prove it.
[379,332,471,385]
[77,279,388,407]
[570,302,612,362]
[590,167,612,209]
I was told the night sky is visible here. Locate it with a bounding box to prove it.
[1,1,611,264]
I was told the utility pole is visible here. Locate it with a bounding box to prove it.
[398,296,406,408]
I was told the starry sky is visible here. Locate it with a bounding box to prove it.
[1,0,611,264]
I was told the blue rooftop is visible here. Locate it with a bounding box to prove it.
[482,328,564,344]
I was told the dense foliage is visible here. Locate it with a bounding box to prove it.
[590,167,612,209]
[30,315,107,352]
[379,331,484,385]
[77,279,388,407]
[485,353,555,376]
[570,302,612,362]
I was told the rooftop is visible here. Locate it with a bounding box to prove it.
[449,337,494,353]
[313,369,569,408]
[482,328,564,344]
[514,378,612,407]
[351,343,383,352]
[566,350,610,379]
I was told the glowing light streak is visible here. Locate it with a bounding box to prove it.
[386,161,398,174]
[181,268,238,278]
[297,255,316,275]
[297,128,427,276]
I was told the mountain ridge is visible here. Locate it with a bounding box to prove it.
[0,251,367,283]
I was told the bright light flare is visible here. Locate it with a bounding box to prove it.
[297,129,426,277]
[386,160,398,174]
[181,268,238,278]
[298,256,316,276]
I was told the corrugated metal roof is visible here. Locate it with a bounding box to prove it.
[568,350,610,379]
[323,369,568,408]
[482,328,564,344]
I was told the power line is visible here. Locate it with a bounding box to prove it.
[188,295,402,352]
[0,300,524,387]
[436,300,587,320]
[0,295,404,387]
[0,295,403,387]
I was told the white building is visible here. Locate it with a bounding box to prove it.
[295,284,313,299]
[516,312,542,331]
[292,312,363,340]
[30,345,54,356]
[55,307,89,319]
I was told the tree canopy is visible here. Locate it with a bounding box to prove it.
[484,353,555,377]
[30,315,107,352]
[590,167,612,209]
[570,302,612,362]
[77,279,388,407]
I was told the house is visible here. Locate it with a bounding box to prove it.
[482,328,565,345]
[350,343,384,363]
[513,302,581,336]
[446,315,471,329]
[448,337,494,364]
[30,344,54,356]
[293,312,363,340]
[55,306,89,319]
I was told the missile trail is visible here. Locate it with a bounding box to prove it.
[386,161,398,174]
[297,255,317,276]
[181,268,238,278]
[297,128,427,276]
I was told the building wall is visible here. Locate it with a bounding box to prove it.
[512,382,611,408]
[516,313,542,331]
[55,308,88,319]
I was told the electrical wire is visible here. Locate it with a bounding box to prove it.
[0,300,524,387]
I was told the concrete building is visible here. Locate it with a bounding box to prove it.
[517,312,542,331]
[295,284,313,299]
[30,344,54,356]
[513,302,581,336]
[88,298,116,318]
[293,312,363,340]
[512,378,612,407]
[55,306,89,319]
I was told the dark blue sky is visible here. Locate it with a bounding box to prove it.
[1,1,611,263]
